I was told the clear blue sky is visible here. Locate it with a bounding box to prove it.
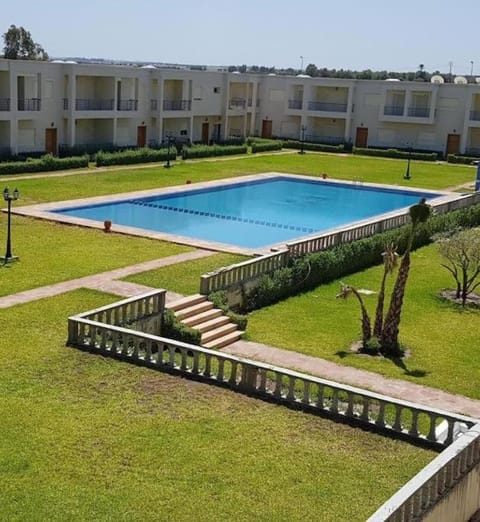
[2,0,479,74]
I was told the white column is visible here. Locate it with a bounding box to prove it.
[344,85,354,142]
[68,72,76,147]
[249,82,258,135]
[460,91,473,154]
[9,70,18,153]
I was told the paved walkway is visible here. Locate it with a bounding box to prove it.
[224,341,480,418]
[0,249,214,308]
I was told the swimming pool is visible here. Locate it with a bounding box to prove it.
[53,175,443,249]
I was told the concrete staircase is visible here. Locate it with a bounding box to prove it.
[167,294,243,349]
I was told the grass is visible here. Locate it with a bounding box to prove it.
[9,152,475,206]
[123,252,248,295]
[0,289,434,521]
[245,243,480,400]
[0,216,191,296]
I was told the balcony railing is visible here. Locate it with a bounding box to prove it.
[470,110,480,121]
[307,101,347,112]
[407,107,430,118]
[163,99,191,111]
[0,98,10,111]
[75,99,114,111]
[288,99,303,110]
[18,98,41,111]
[151,99,158,111]
[383,105,404,116]
[117,99,138,111]
[229,97,246,109]
[63,98,68,110]
[305,134,344,145]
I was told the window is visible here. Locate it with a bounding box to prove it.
[213,87,220,93]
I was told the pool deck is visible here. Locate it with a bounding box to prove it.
[11,172,459,256]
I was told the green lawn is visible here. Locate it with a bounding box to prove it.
[123,252,247,295]
[9,153,475,206]
[0,289,434,521]
[0,216,191,296]
[246,243,480,400]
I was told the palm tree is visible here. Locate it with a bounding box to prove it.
[380,199,431,354]
[373,243,399,338]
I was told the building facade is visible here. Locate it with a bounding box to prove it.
[1,58,480,157]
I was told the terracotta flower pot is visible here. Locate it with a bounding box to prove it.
[103,220,112,233]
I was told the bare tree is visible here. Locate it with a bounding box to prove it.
[437,228,480,306]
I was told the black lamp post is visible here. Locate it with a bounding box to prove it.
[404,146,412,180]
[2,187,19,264]
[299,125,307,155]
[164,133,174,169]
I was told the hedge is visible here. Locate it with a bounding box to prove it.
[243,203,480,311]
[181,144,247,159]
[0,154,89,175]
[95,147,173,167]
[251,140,283,153]
[353,147,438,161]
[282,141,345,153]
[161,309,201,345]
[208,291,248,329]
[447,154,480,165]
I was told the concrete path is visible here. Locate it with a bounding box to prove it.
[224,340,480,418]
[0,249,214,308]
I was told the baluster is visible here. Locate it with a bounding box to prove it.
[89,325,96,347]
[217,358,225,381]
[287,376,296,401]
[393,405,403,431]
[168,345,175,367]
[137,299,144,319]
[79,322,86,344]
[204,355,211,377]
[259,369,267,393]
[110,331,118,354]
[316,384,324,409]
[302,381,311,405]
[427,414,437,442]
[106,309,112,325]
[274,373,283,399]
[122,304,128,325]
[114,307,120,326]
[361,397,370,421]
[376,401,386,428]
[330,389,339,413]
[132,337,139,358]
[120,333,129,356]
[100,328,107,350]
[192,352,200,374]
[229,361,238,385]
[145,340,152,362]
[346,392,354,417]
[445,420,455,445]
[180,348,188,370]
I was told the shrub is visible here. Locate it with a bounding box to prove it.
[161,309,201,345]
[208,291,248,330]
[353,147,438,161]
[447,154,480,165]
[251,139,283,153]
[95,147,173,167]
[181,144,247,159]
[243,204,480,311]
[0,154,89,175]
[282,141,345,153]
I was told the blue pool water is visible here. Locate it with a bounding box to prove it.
[54,177,441,248]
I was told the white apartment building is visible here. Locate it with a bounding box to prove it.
[1,58,480,157]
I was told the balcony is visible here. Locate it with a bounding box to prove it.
[229,97,246,109]
[75,99,114,111]
[117,99,138,111]
[407,107,430,118]
[151,99,158,111]
[163,99,191,111]
[0,98,10,111]
[307,101,347,112]
[288,99,303,110]
[63,98,68,110]
[470,110,480,121]
[384,105,404,116]
[18,98,41,111]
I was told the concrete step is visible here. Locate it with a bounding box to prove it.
[201,323,238,344]
[182,308,223,327]
[175,300,214,320]
[194,315,231,333]
[203,330,244,349]
[168,294,206,312]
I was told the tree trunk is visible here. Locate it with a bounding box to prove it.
[381,253,411,355]
[373,270,388,338]
[352,288,372,346]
